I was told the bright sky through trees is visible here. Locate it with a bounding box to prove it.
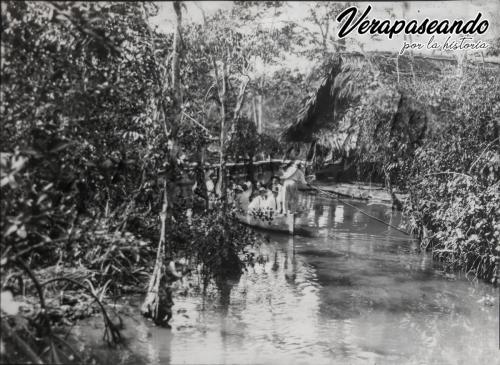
[149,1,499,76]
[151,1,499,50]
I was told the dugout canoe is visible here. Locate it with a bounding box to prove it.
[236,212,295,235]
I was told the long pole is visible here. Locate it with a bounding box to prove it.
[309,184,411,236]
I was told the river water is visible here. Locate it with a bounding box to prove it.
[74,193,499,365]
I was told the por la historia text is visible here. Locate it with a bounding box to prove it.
[336,5,489,39]
[399,36,489,55]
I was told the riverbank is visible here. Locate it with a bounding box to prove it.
[307,178,499,285]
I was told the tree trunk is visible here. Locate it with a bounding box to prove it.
[210,54,227,203]
[257,94,263,134]
[140,181,168,318]
[142,0,183,322]
[247,155,255,183]
[252,96,258,127]
[257,76,265,135]
[172,1,182,105]
[218,62,227,202]
[166,0,183,248]
[233,77,249,121]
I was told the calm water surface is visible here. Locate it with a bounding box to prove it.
[75,194,499,365]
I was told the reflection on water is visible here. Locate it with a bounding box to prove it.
[334,205,344,225]
[78,193,499,365]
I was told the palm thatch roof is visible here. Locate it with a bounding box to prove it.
[283,51,500,143]
[283,56,344,143]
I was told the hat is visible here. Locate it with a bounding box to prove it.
[234,185,243,192]
[258,187,266,192]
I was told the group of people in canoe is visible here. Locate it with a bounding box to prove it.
[148,161,311,328]
[206,160,310,217]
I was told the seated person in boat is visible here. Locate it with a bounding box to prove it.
[266,185,283,215]
[248,186,269,216]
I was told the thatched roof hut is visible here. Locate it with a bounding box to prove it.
[284,52,499,145]
[282,51,500,181]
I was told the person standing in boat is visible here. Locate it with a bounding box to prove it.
[281,161,307,214]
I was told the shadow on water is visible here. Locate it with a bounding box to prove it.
[78,193,498,365]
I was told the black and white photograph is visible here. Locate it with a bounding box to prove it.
[1,1,499,364]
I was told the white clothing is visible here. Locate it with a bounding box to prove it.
[282,166,307,185]
[271,183,282,195]
[266,194,282,213]
[248,195,268,211]
[238,190,251,212]
[281,166,306,213]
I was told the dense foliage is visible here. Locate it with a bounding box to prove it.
[1,2,165,361]
[0,2,274,363]
[0,1,498,363]
[1,1,161,266]
[332,59,499,282]
[402,70,499,282]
